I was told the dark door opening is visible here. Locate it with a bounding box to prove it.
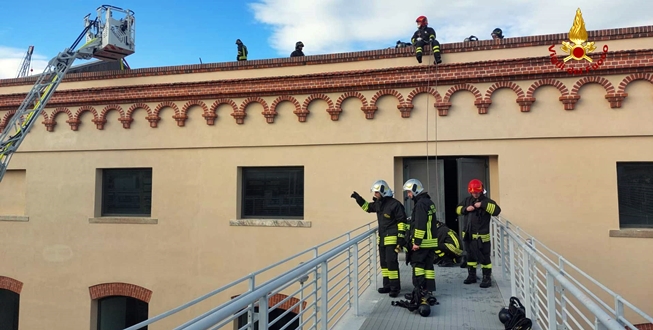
[0,289,20,330]
[97,296,148,330]
[236,306,299,330]
[403,156,489,235]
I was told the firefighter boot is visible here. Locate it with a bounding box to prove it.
[416,53,423,64]
[480,268,492,288]
[377,287,391,294]
[434,53,442,65]
[463,266,477,284]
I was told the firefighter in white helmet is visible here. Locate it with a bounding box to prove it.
[351,179,407,297]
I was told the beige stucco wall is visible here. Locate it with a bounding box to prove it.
[1,37,652,329]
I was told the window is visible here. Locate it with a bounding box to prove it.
[616,162,653,228]
[241,166,304,219]
[101,168,152,217]
[0,289,19,330]
[97,296,148,330]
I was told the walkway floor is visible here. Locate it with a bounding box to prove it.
[334,253,514,330]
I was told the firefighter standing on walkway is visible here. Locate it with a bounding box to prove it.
[402,179,437,306]
[456,179,501,288]
[236,39,248,61]
[351,180,406,297]
[411,16,442,64]
[433,221,463,267]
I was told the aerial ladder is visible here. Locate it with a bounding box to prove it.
[0,5,136,183]
[16,46,34,78]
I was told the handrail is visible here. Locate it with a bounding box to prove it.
[124,220,377,330]
[491,216,653,330]
[182,227,378,329]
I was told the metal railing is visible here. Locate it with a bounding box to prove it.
[124,221,380,330]
[491,216,653,330]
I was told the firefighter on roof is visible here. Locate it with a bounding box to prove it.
[411,16,442,64]
[456,179,501,288]
[236,39,248,61]
[291,41,305,57]
[351,180,407,297]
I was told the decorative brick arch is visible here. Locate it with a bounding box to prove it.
[440,83,487,115]
[618,73,653,94]
[46,107,75,132]
[526,79,577,111]
[0,276,23,294]
[153,101,180,118]
[567,76,616,109]
[302,93,334,122]
[0,110,16,132]
[236,97,268,125]
[270,95,302,123]
[72,105,102,131]
[406,87,442,104]
[333,92,367,121]
[89,282,152,303]
[231,293,307,315]
[177,100,209,127]
[365,89,405,119]
[208,98,238,125]
[484,82,527,112]
[127,103,159,128]
[100,104,132,129]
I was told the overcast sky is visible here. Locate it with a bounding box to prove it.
[1,0,652,79]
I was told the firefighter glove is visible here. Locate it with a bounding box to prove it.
[350,191,365,207]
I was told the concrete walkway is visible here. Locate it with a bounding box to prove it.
[334,253,512,330]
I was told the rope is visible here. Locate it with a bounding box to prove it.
[424,46,440,208]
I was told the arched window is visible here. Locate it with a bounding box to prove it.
[89,282,152,330]
[0,276,22,330]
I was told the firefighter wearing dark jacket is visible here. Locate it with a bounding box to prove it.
[402,179,437,308]
[290,41,305,57]
[433,221,463,267]
[456,179,501,288]
[351,179,406,297]
[236,39,248,61]
[411,16,442,64]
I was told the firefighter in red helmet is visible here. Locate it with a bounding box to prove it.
[455,179,501,288]
[411,16,442,64]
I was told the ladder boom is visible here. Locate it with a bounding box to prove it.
[0,5,135,183]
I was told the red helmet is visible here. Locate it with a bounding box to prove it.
[416,16,428,27]
[468,179,484,194]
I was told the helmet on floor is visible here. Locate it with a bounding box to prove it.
[370,180,393,197]
[468,179,484,193]
[403,178,424,195]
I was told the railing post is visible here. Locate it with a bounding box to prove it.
[546,271,557,330]
[500,225,506,280]
[247,275,255,330]
[352,241,360,316]
[258,295,269,330]
[522,240,531,319]
[615,295,624,324]
[313,248,319,329]
[372,234,378,291]
[559,259,567,327]
[347,233,352,312]
[509,237,516,297]
[320,260,329,329]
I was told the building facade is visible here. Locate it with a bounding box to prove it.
[1,25,652,329]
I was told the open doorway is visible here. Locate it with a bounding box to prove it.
[402,156,489,236]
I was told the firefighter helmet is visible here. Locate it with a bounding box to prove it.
[498,307,512,324]
[492,28,504,38]
[370,180,393,197]
[468,179,484,194]
[416,16,428,27]
[403,178,424,195]
[296,41,304,48]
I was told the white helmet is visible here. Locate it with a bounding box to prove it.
[370,180,393,197]
[403,178,424,195]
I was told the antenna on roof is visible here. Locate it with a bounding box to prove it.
[199,57,203,64]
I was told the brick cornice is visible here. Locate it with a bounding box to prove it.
[0,49,651,111]
[1,25,652,87]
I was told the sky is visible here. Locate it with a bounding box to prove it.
[1,0,653,79]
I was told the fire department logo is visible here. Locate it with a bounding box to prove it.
[548,8,608,74]
[561,8,596,62]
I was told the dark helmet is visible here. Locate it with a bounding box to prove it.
[464,35,479,42]
[418,304,431,317]
[492,28,504,38]
[498,307,512,324]
[295,41,304,48]
[235,39,242,44]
